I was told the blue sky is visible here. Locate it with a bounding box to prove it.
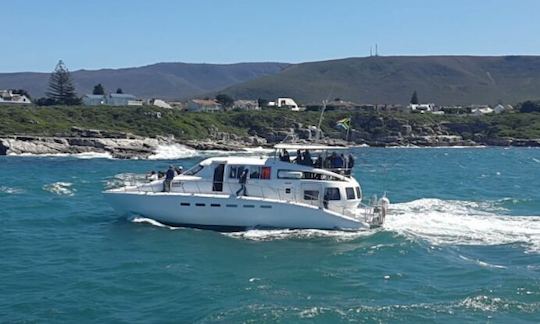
[2,0,539,72]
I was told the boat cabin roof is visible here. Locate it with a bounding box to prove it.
[274,144,349,151]
[200,156,268,166]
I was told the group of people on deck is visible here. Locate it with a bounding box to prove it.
[145,165,184,192]
[279,149,355,172]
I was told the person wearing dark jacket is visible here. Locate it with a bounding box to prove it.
[295,150,303,164]
[163,165,176,192]
[303,150,313,166]
[348,153,355,169]
[236,169,249,196]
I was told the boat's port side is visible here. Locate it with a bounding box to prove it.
[104,191,371,231]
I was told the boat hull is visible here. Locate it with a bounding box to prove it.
[104,191,370,231]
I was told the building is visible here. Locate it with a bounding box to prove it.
[233,99,260,110]
[148,99,172,109]
[82,93,143,106]
[187,99,223,112]
[493,104,513,114]
[82,94,106,106]
[107,93,143,106]
[268,97,300,111]
[408,103,435,113]
[471,106,494,115]
[0,90,32,105]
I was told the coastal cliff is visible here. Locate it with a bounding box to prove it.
[1,105,539,158]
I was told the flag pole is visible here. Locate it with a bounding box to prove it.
[346,116,351,143]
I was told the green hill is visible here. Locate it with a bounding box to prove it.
[0,62,289,100]
[220,56,540,105]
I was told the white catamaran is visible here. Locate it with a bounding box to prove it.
[104,144,389,231]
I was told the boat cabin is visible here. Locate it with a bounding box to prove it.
[167,145,362,213]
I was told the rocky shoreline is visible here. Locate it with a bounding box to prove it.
[1,126,539,159]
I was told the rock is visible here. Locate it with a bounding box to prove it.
[401,125,412,136]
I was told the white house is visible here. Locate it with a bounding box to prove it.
[493,104,508,114]
[268,97,300,111]
[187,99,223,112]
[471,106,494,115]
[0,90,32,105]
[408,103,435,113]
[149,99,172,109]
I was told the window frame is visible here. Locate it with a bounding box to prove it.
[303,190,320,201]
[345,187,356,200]
[324,187,341,201]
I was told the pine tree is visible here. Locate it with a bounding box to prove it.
[410,90,419,104]
[46,60,80,105]
[92,83,105,95]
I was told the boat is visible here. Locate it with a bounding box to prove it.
[104,144,389,231]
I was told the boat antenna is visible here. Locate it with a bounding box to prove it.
[316,88,335,141]
[316,100,327,141]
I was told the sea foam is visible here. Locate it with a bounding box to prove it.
[8,152,112,159]
[42,182,76,196]
[386,198,540,252]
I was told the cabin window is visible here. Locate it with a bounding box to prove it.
[278,169,303,179]
[324,187,341,201]
[229,166,246,179]
[250,167,261,179]
[261,167,271,179]
[346,187,355,200]
[183,164,204,176]
[355,187,362,200]
[304,190,319,200]
[277,169,342,181]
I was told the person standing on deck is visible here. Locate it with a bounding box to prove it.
[236,169,249,197]
[295,150,303,164]
[163,165,175,192]
[347,153,354,170]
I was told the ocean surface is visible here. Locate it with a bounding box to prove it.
[1,147,539,323]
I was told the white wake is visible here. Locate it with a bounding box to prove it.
[386,198,540,252]
[42,182,76,196]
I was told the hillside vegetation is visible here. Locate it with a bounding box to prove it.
[1,105,540,142]
[0,62,289,100]
[222,56,540,105]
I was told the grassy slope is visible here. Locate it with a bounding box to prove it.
[1,105,540,140]
[221,56,540,105]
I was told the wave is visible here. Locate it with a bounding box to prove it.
[0,186,25,194]
[386,198,540,252]
[42,182,75,196]
[129,216,182,230]
[104,173,149,189]
[224,228,375,242]
[389,145,487,149]
[8,152,112,159]
[121,195,540,252]
[148,144,274,160]
[148,144,200,160]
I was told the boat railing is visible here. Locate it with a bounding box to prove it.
[117,179,300,204]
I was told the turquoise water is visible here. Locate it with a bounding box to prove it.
[1,148,540,323]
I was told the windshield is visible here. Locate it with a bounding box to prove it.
[183,164,204,176]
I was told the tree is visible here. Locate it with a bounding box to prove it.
[519,100,540,113]
[116,88,123,94]
[410,91,419,104]
[215,94,234,108]
[92,83,105,95]
[257,98,269,108]
[46,60,81,105]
